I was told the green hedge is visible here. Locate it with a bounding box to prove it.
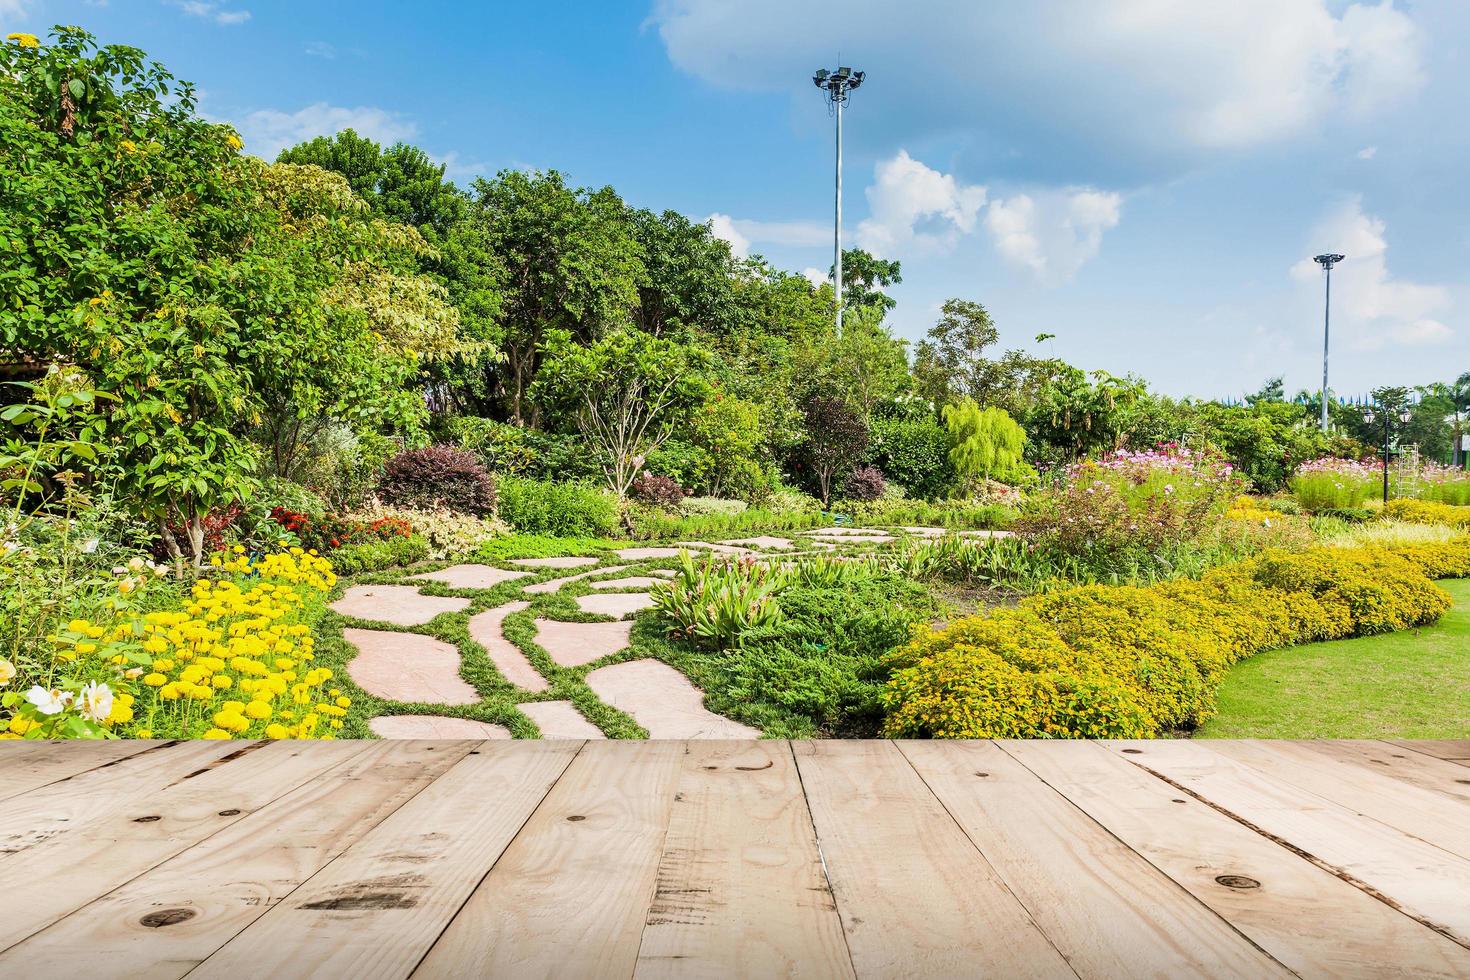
[322,534,429,575]
[496,476,620,537]
[882,538,1470,739]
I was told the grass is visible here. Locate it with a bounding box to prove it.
[1196,578,1470,739]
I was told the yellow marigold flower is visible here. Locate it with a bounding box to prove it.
[75,642,97,655]
[212,675,233,690]
[187,685,214,700]
[108,703,134,724]
[142,673,168,687]
[7,33,40,48]
[8,716,38,735]
[135,728,153,739]
[226,133,243,149]
[67,619,89,633]
[245,701,271,721]
[335,696,351,708]
[159,683,183,701]
[264,723,289,739]
[202,728,232,740]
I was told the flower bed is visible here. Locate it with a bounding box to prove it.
[1,548,348,740]
[881,538,1470,739]
[1288,457,1381,510]
[1384,498,1470,528]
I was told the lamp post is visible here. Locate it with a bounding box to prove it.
[1313,253,1344,430]
[1362,403,1413,503]
[813,66,865,334]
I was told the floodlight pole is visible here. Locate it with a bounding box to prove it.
[1314,253,1344,430]
[814,66,865,334]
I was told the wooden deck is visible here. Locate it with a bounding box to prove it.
[2,739,1470,978]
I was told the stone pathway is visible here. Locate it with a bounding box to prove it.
[613,545,686,560]
[510,555,600,569]
[574,592,655,617]
[519,701,605,739]
[369,715,510,739]
[725,535,796,550]
[344,628,478,705]
[331,585,470,626]
[467,601,547,692]
[588,576,666,590]
[533,617,633,667]
[409,563,529,589]
[585,659,759,738]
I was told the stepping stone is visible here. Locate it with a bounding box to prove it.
[523,564,630,595]
[589,576,667,590]
[344,628,478,705]
[519,701,605,739]
[467,601,547,693]
[799,526,885,536]
[585,659,758,739]
[369,715,510,739]
[574,592,655,617]
[958,529,1017,539]
[812,535,893,545]
[331,585,470,626]
[725,535,796,550]
[534,618,633,667]
[675,541,753,555]
[510,555,600,569]
[409,563,529,590]
[899,526,949,537]
[613,546,685,560]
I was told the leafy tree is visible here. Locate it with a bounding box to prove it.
[687,391,768,498]
[1246,376,1286,405]
[797,396,869,505]
[530,328,709,496]
[1026,367,1147,464]
[943,400,1027,488]
[911,298,1059,416]
[631,209,739,337]
[462,170,645,423]
[794,305,910,418]
[866,408,956,499]
[835,248,901,313]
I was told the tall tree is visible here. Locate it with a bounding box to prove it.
[630,209,739,337]
[835,248,902,313]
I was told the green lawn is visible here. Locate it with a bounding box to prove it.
[1197,579,1470,739]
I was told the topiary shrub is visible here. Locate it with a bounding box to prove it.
[843,464,886,502]
[631,472,686,510]
[377,445,496,516]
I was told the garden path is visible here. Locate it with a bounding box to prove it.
[328,528,957,739]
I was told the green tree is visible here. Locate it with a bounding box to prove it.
[631,209,739,337]
[530,328,710,496]
[835,248,902,313]
[943,399,1027,489]
[795,305,910,417]
[687,392,767,498]
[797,396,869,505]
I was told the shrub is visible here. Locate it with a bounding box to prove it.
[624,505,829,541]
[867,414,956,499]
[653,553,789,649]
[351,503,506,560]
[377,445,496,516]
[327,534,430,575]
[679,496,747,516]
[496,476,620,537]
[270,507,414,553]
[798,396,869,505]
[1384,498,1470,528]
[834,498,1017,530]
[448,416,539,475]
[631,472,686,510]
[473,534,619,562]
[881,539,1469,740]
[260,478,329,519]
[1289,457,1381,511]
[843,465,886,502]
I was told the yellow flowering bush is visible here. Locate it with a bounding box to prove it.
[1383,498,1470,529]
[2,549,349,740]
[882,538,1470,739]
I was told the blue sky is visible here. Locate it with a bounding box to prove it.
[7,0,1470,398]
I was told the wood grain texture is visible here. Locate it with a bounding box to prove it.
[1303,740,1470,805]
[793,739,1076,979]
[899,739,1288,979]
[0,740,477,979]
[189,740,581,980]
[0,739,159,804]
[1007,740,1470,978]
[1389,739,1470,764]
[633,741,854,980]
[413,739,685,980]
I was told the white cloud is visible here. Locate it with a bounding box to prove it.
[1290,197,1452,349]
[705,213,828,259]
[985,188,1122,285]
[1357,145,1378,159]
[706,213,751,258]
[170,0,251,26]
[801,267,828,287]
[651,1,1425,181]
[304,41,336,59]
[0,0,31,15]
[233,103,418,160]
[855,150,985,257]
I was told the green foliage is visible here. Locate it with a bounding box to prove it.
[831,498,1016,529]
[326,533,430,575]
[653,552,789,649]
[622,504,828,541]
[1384,498,1470,528]
[446,415,539,475]
[797,396,869,505]
[837,248,902,314]
[866,411,956,499]
[495,476,620,537]
[686,391,769,498]
[943,399,1028,487]
[471,534,619,561]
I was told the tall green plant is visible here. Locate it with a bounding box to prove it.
[943,399,1026,488]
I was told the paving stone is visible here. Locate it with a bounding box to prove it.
[330,585,470,626]
[674,541,753,555]
[612,546,685,560]
[534,618,633,667]
[519,700,605,739]
[369,715,510,739]
[799,526,886,536]
[344,628,478,705]
[467,601,547,692]
[523,564,630,595]
[811,534,894,545]
[958,529,1018,539]
[409,563,530,590]
[724,535,797,550]
[509,555,601,569]
[899,526,950,537]
[588,576,668,590]
[574,592,655,617]
[585,659,759,739]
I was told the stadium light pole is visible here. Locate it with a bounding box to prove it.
[813,66,865,333]
[1314,252,1345,430]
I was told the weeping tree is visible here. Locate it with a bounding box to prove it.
[944,399,1027,491]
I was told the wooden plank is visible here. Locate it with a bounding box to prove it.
[1390,740,1470,764]
[0,740,478,979]
[1109,739,1470,951]
[1303,740,1470,806]
[899,739,1289,978]
[193,739,582,980]
[633,741,854,980]
[413,739,684,980]
[0,739,368,953]
[0,739,160,804]
[0,740,256,860]
[792,740,1075,979]
[1004,740,1470,978]
[1209,740,1470,860]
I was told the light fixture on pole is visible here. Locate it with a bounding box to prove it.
[1362,402,1414,503]
[1313,252,1345,430]
[813,65,864,333]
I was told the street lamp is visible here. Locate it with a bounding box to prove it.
[1362,403,1413,503]
[1314,253,1345,430]
[813,65,865,334]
